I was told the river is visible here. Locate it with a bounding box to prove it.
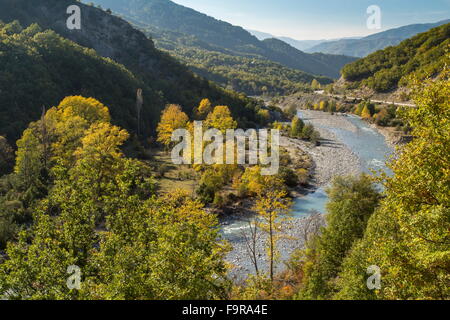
[221,110,394,280]
[291,112,393,217]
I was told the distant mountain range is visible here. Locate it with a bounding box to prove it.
[247,29,360,52]
[305,20,450,57]
[341,22,450,92]
[89,0,356,79]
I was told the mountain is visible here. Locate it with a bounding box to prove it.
[89,0,264,54]
[276,37,328,52]
[151,27,333,96]
[247,30,326,51]
[0,21,162,143]
[341,22,450,92]
[89,0,357,79]
[261,38,355,78]
[306,20,450,57]
[0,0,262,142]
[247,30,361,52]
[247,29,274,41]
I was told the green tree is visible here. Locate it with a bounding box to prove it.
[301,124,314,140]
[290,116,304,137]
[311,79,321,90]
[0,137,14,175]
[83,191,230,299]
[0,97,157,299]
[354,103,364,116]
[296,175,380,299]
[335,69,450,300]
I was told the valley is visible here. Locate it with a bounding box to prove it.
[0,0,448,302]
[222,109,394,280]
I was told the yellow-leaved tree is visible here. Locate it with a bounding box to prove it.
[195,98,212,120]
[156,104,189,149]
[205,105,237,133]
[361,105,372,119]
[255,190,291,281]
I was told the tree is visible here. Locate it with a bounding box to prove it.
[83,191,230,300]
[195,98,212,120]
[361,105,372,119]
[374,108,389,126]
[55,96,110,124]
[0,96,158,299]
[354,103,364,116]
[311,79,321,90]
[301,124,314,140]
[0,136,13,175]
[328,101,337,113]
[290,116,304,137]
[255,190,291,281]
[310,130,321,146]
[196,168,225,204]
[336,69,450,300]
[241,218,261,276]
[257,109,271,125]
[319,101,328,112]
[156,104,189,149]
[205,105,237,133]
[285,104,298,119]
[296,175,380,299]
[0,214,78,300]
[236,166,285,196]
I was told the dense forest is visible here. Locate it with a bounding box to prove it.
[295,70,449,300]
[341,22,450,92]
[0,67,447,300]
[89,0,356,81]
[0,0,265,143]
[0,0,448,302]
[0,21,161,143]
[151,27,332,96]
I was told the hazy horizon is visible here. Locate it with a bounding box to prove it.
[172,0,450,40]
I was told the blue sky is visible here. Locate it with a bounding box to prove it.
[172,0,450,40]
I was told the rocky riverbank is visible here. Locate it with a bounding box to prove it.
[283,110,362,187]
[222,110,368,281]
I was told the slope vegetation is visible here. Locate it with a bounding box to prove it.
[0,0,261,141]
[90,0,356,79]
[307,20,450,57]
[341,23,450,92]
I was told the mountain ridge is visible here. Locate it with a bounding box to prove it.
[89,0,357,78]
[0,0,262,140]
[247,29,361,51]
[340,22,450,93]
[306,19,450,57]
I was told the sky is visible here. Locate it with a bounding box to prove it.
[171,0,450,40]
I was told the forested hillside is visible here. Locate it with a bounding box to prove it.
[90,0,356,80]
[294,67,450,300]
[306,19,450,57]
[341,23,450,92]
[0,0,263,142]
[261,38,355,77]
[150,27,333,96]
[0,0,448,302]
[0,21,162,143]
